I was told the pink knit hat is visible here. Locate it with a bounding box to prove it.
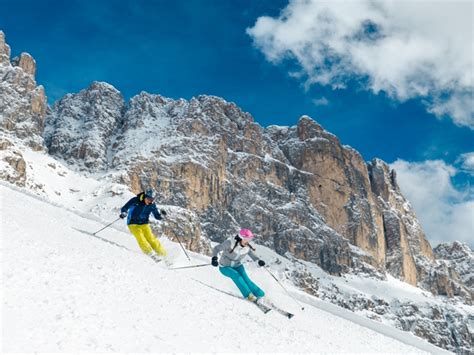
[239,229,254,240]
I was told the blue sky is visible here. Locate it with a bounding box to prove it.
[1,0,472,245]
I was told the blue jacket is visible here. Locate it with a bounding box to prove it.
[121,193,162,225]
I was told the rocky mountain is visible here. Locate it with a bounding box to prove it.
[0,31,46,151]
[0,30,47,186]
[435,242,473,288]
[1,31,472,353]
[44,83,469,300]
[44,82,125,170]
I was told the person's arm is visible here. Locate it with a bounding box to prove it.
[151,204,162,220]
[249,248,266,266]
[212,239,231,257]
[121,196,138,213]
[248,248,259,262]
[211,239,231,266]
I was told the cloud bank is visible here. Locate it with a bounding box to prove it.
[457,152,474,175]
[247,0,473,128]
[390,159,473,247]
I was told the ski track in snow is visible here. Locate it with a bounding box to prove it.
[1,184,450,353]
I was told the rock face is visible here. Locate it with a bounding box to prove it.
[0,31,11,63]
[12,52,36,76]
[44,81,124,170]
[434,242,473,290]
[268,118,386,270]
[0,31,47,151]
[367,158,434,286]
[0,137,27,185]
[419,242,474,302]
[88,94,357,274]
[311,270,473,354]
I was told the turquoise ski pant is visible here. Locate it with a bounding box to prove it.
[219,265,265,298]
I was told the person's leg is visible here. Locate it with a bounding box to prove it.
[219,266,252,298]
[142,224,167,256]
[235,265,265,298]
[128,224,153,255]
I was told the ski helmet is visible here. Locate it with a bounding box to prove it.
[144,188,155,199]
[239,229,254,240]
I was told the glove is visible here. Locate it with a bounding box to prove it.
[258,260,265,267]
[211,256,219,267]
[160,209,167,216]
[119,212,127,219]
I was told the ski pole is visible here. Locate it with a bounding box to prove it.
[92,217,121,236]
[174,234,191,261]
[264,267,305,310]
[169,263,211,270]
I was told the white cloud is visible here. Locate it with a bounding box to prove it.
[312,96,329,106]
[390,159,473,247]
[247,0,474,128]
[456,152,474,175]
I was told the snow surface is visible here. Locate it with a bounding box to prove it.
[1,184,450,353]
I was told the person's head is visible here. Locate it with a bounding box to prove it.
[144,188,155,205]
[230,229,255,253]
[238,228,254,246]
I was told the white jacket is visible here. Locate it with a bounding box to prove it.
[212,237,259,267]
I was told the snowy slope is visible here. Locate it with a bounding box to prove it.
[1,184,450,353]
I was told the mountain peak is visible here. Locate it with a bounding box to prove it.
[0,30,11,63]
[0,31,46,150]
[131,91,170,105]
[88,81,121,93]
[297,115,325,140]
[12,52,36,76]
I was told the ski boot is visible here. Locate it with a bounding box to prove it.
[247,293,258,302]
[149,252,162,263]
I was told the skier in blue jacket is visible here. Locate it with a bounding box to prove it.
[120,188,167,262]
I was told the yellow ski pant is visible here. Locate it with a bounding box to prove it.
[128,224,167,256]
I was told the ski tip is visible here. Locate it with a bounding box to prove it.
[288,314,295,319]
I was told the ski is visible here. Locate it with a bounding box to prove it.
[192,279,272,313]
[252,300,272,314]
[262,301,294,319]
[191,278,293,316]
[72,227,135,252]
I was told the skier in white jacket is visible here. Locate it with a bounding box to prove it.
[211,229,266,302]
